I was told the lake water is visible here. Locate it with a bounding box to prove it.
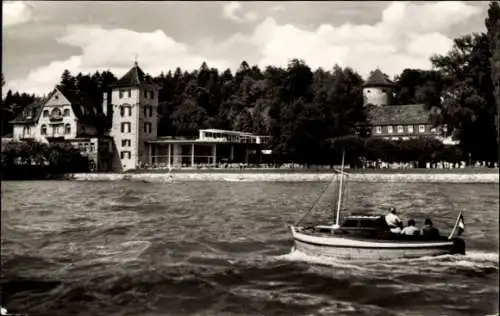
[1,180,498,316]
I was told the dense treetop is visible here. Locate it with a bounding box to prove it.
[2,1,499,164]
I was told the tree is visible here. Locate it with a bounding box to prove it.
[431,33,498,164]
[393,69,444,108]
[233,110,254,133]
[486,0,500,161]
[316,65,367,138]
[170,99,208,136]
[277,97,326,165]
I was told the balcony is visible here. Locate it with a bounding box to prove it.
[49,115,63,122]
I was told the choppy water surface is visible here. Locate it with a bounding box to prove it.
[1,180,498,316]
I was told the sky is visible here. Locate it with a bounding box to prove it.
[2,1,491,96]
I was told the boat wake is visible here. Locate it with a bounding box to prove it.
[275,248,499,271]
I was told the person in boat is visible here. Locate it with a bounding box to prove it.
[385,207,403,233]
[421,218,440,238]
[400,219,420,236]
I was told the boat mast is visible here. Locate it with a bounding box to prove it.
[335,151,345,226]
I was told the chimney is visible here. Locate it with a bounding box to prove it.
[102,92,108,116]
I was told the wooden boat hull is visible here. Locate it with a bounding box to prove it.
[290,226,465,260]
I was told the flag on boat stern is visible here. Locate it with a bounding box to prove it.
[457,213,465,235]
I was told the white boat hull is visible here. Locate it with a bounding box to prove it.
[290,226,462,260]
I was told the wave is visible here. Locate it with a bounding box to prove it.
[274,249,499,272]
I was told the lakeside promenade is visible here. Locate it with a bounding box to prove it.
[68,168,500,183]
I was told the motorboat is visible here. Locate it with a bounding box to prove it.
[289,152,466,260]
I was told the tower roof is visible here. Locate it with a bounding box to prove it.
[363,69,395,88]
[111,62,156,88]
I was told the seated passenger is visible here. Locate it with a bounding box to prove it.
[401,219,420,236]
[421,218,440,239]
[385,207,403,233]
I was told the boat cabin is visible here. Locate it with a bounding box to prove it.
[340,215,388,230]
[314,215,388,236]
[310,214,446,241]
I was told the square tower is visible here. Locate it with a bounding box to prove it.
[109,62,160,171]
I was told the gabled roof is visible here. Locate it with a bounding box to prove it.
[368,104,431,126]
[111,62,157,88]
[10,87,99,126]
[9,100,44,124]
[364,69,395,88]
[59,88,99,124]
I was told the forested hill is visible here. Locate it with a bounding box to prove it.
[2,1,499,164]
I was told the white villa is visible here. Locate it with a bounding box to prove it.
[5,62,270,171]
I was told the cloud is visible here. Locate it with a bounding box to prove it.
[5,26,231,95]
[214,1,483,78]
[222,1,258,23]
[5,1,484,95]
[3,1,33,27]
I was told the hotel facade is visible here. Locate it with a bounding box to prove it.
[5,62,270,171]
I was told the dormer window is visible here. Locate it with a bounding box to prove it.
[63,109,70,116]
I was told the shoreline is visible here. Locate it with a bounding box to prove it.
[66,171,499,183]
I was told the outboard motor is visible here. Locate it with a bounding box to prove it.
[451,238,466,255]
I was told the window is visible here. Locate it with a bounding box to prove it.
[23,126,31,136]
[121,122,131,133]
[144,122,152,133]
[119,90,124,99]
[120,105,132,116]
[397,125,403,133]
[402,136,410,141]
[142,106,153,117]
[419,125,425,133]
[430,128,436,133]
[150,91,154,99]
[375,126,382,134]
[65,124,71,134]
[51,108,62,118]
[63,109,70,116]
[127,89,131,98]
[121,139,131,147]
[41,124,47,135]
[55,95,59,100]
[120,151,131,159]
[407,125,414,133]
[43,110,49,117]
[89,143,95,153]
[387,126,393,134]
[144,90,148,98]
